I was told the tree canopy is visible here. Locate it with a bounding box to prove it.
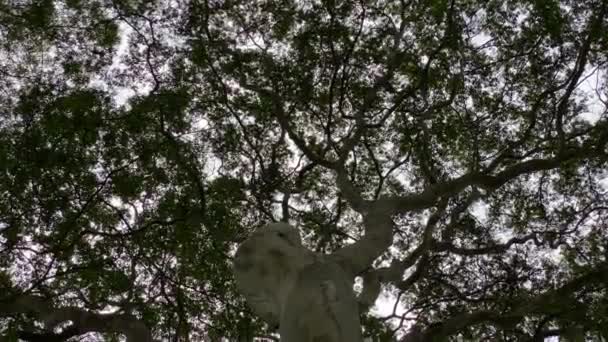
[0,0,607,341]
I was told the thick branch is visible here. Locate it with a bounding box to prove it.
[379,146,602,214]
[335,165,367,212]
[375,200,447,284]
[432,233,539,256]
[357,271,382,312]
[15,326,81,342]
[416,263,608,341]
[331,204,395,277]
[0,294,153,342]
[333,178,444,277]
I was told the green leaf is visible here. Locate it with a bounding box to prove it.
[98,21,119,47]
[23,0,54,29]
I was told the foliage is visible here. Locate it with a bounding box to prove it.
[0,0,607,341]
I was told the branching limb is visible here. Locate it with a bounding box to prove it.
[357,270,382,312]
[0,294,154,342]
[375,200,447,285]
[432,233,539,256]
[414,263,608,341]
[378,144,607,215]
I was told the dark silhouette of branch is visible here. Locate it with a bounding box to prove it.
[415,263,608,341]
[0,294,153,342]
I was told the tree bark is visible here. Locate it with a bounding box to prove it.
[279,258,364,342]
[0,294,153,342]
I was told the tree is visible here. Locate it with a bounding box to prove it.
[0,0,607,341]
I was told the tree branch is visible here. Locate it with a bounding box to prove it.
[416,263,608,341]
[432,233,539,256]
[0,294,153,342]
[379,145,605,215]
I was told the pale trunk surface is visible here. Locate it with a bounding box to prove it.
[279,259,364,342]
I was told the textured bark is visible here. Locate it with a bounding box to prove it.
[233,223,364,342]
[0,294,153,342]
[279,258,364,342]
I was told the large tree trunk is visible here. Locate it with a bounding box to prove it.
[233,223,364,342]
[279,259,364,342]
